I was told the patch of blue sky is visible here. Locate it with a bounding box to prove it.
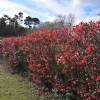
[83,5,100,16]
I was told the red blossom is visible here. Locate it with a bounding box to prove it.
[0,20,99,98]
[96,75,100,81]
[85,44,95,53]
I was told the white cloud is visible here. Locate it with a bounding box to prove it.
[32,0,68,15]
[0,0,99,24]
[32,0,84,19]
[38,0,100,23]
[78,0,100,4]
[0,0,28,17]
[42,16,56,22]
[75,16,100,24]
[72,0,100,6]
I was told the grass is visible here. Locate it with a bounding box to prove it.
[0,63,40,100]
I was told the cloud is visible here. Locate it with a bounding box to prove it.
[0,0,31,18]
[42,16,56,22]
[72,0,100,7]
[31,0,85,21]
[31,0,68,15]
[31,0,100,22]
[75,16,100,24]
[0,0,99,24]
[79,0,100,4]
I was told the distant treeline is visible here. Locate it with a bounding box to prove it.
[0,12,74,37]
[0,12,40,37]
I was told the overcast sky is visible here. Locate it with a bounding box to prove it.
[0,0,100,24]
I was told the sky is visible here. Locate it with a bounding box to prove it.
[0,0,100,24]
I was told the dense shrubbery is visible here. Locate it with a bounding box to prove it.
[0,21,100,99]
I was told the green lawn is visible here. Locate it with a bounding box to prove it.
[0,63,40,100]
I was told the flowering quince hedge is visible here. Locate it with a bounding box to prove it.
[0,21,100,99]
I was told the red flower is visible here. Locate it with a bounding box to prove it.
[44,88,50,92]
[93,57,97,63]
[78,58,87,65]
[73,51,79,59]
[85,44,95,53]
[96,75,100,81]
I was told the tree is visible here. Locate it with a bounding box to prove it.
[66,13,75,32]
[3,15,10,24]
[0,12,25,37]
[55,15,66,27]
[24,16,40,29]
[18,12,23,24]
[39,14,74,30]
[12,15,19,27]
[24,16,32,28]
[32,18,40,28]
[0,17,6,36]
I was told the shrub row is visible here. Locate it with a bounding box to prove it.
[0,21,100,99]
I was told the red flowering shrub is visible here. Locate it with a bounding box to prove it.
[0,21,100,99]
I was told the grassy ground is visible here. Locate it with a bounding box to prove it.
[0,62,40,100]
